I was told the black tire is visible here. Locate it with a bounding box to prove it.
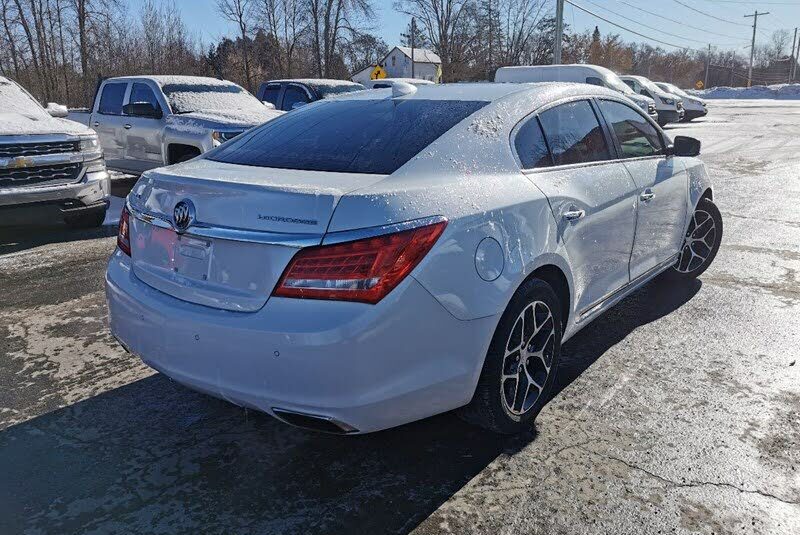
[458,278,563,434]
[66,209,106,229]
[670,197,723,279]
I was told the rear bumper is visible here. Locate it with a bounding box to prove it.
[0,170,110,226]
[106,251,498,433]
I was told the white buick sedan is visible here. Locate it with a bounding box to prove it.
[107,82,722,434]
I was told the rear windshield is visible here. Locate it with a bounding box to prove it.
[208,98,488,174]
[306,81,365,98]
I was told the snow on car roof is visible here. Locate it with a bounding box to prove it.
[266,78,363,87]
[333,81,619,103]
[107,75,239,87]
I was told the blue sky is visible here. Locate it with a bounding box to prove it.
[129,0,800,55]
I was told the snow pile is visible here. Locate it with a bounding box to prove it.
[689,83,800,100]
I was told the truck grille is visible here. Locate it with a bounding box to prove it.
[0,163,82,188]
[0,140,79,158]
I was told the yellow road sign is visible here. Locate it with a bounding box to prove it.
[695,80,705,90]
[370,65,387,80]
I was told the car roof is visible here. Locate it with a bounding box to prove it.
[331,81,619,103]
[103,75,242,87]
[265,78,362,86]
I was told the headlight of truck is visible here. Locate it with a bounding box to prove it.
[659,97,675,106]
[80,135,100,152]
[211,130,243,146]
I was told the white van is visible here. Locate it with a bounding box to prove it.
[619,75,683,126]
[495,64,658,123]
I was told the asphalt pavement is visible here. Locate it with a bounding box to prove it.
[0,101,798,534]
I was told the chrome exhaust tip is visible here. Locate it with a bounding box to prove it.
[272,408,359,435]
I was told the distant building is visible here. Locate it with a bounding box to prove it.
[351,46,442,85]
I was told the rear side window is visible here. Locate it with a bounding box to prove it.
[538,100,610,165]
[208,99,488,174]
[585,77,604,87]
[598,100,663,158]
[98,83,127,115]
[514,117,552,169]
[282,85,310,110]
[260,83,280,106]
[129,83,161,112]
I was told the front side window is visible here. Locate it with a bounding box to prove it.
[208,98,488,175]
[514,117,552,169]
[598,100,663,158]
[585,77,605,87]
[538,100,610,166]
[129,83,161,114]
[282,85,310,111]
[261,83,280,106]
[98,82,127,115]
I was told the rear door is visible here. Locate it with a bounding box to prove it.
[92,81,129,170]
[521,99,639,316]
[121,81,166,173]
[596,99,687,279]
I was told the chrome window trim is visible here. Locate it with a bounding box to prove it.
[322,215,447,246]
[128,202,446,249]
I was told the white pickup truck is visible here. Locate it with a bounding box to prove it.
[69,75,282,175]
[1,76,109,228]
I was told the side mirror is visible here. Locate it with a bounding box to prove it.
[123,102,162,119]
[46,102,68,118]
[291,101,307,110]
[671,136,701,157]
[262,101,276,110]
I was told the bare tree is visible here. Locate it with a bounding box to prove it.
[216,0,255,89]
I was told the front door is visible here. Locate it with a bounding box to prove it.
[596,99,688,279]
[121,82,166,174]
[528,99,639,315]
[92,81,129,170]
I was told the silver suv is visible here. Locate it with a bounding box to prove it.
[0,76,109,228]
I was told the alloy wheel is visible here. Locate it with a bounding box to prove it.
[675,209,718,273]
[501,301,556,415]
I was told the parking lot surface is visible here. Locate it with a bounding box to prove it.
[1,101,798,534]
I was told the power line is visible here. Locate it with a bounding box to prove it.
[617,1,750,41]
[581,0,746,46]
[671,0,753,26]
[564,0,702,50]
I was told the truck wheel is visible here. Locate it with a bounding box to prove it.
[458,278,563,434]
[66,209,106,229]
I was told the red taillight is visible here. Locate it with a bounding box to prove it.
[273,220,447,304]
[117,205,131,256]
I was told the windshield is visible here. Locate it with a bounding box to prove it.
[208,98,488,174]
[0,78,47,118]
[606,74,635,95]
[660,83,689,98]
[162,82,266,114]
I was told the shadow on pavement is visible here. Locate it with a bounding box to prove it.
[0,276,701,534]
[0,224,118,255]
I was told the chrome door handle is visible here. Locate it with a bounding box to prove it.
[640,189,655,202]
[563,209,585,221]
[92,121,100,127]
[123,124,132,129]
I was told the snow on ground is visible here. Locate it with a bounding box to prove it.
[689,83,800,100]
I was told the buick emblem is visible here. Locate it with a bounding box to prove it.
[172,200,195,232]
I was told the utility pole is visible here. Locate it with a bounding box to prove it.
[791,27,798,81]
[704,44,711,88]
[795,32,800,81]
[744,11,769,88]
[554,0,564,64]
[411,18,416,79]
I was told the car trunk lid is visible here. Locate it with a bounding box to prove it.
[127,159,386,311]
